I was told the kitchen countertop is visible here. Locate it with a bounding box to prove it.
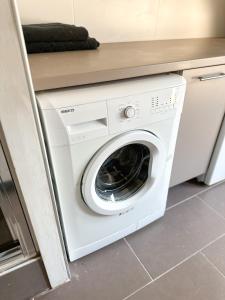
[28,38,225,91]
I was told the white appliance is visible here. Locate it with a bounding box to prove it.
[204,115,225,185]
[37,74,186,261]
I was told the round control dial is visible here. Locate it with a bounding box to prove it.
[124,106,136,119]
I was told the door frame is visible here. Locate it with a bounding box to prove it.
[0,0,70,287]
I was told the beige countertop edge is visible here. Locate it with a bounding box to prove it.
[32,55,225,92]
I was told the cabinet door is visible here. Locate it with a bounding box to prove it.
[170,66,225,187]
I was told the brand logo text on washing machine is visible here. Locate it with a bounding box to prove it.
[60,108,75,114]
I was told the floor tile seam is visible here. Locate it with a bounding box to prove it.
[166,195,197,211]
[196,195,225,223]
[123,238,154,281]
[31,288,55,300]
[154,232,225,281]
[166,180,225,211]
[122,232,225,300]
[121,280,152,300]
[200,232,225,254]
[121,252,200,300]
[200,251,225,280]
[196,180,225,193]
[193,180,225,195]
[31,282,65,299]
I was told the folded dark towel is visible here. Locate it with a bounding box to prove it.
[22,23,89,43]
[26,37,100,54]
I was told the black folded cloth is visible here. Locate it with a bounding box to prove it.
[22,23,100,53]
[26,37,100,54]
[22,23,89,43]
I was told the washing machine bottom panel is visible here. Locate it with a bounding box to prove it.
[68,208,165,261]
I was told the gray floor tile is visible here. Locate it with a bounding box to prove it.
[0,259,49,300]
[198,181,225,218]
[35,239,150,300]
[202,235,225,276]
[126,197,225,278]
[167,180,208,209]
[127,254,225,300]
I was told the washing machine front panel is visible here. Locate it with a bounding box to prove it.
[82,130,166,215]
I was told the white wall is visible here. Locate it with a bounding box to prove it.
[17,0,225,43]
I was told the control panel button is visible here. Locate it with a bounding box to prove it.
[124,106,136,119]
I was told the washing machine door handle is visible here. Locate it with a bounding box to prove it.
[81,130,167,216]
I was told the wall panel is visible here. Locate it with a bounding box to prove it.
[17,0,225,42]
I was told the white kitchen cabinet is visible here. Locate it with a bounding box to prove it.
[170,65,225,186]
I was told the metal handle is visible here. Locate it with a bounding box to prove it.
[198,73,225,81]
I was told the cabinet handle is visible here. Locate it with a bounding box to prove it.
[198,73,225,81]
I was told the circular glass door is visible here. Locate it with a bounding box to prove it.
[82,130,166,216]
[95,144,150,202]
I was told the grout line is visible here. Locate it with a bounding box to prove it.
[153,0,161,39]
[122,232,225,300]
[29,287,51,300]
[154,232,225,282]
[166,180,225,211]
[122,281,152,300]
[30,288,51,300]
[72,0,76,25]
[200,252,225,280]
[152,252,200,282]
[124,238,153,281]
[166,194,198,211]
[196,195,225,222]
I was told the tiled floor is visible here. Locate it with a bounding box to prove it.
[34,180,225,300]
[1,259,49,300]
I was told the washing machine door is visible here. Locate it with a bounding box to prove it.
[82,130,166,215]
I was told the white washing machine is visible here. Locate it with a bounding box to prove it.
[37,74,186,261]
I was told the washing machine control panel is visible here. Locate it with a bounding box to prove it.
[107,88,179,134]
[39,85,181,144]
